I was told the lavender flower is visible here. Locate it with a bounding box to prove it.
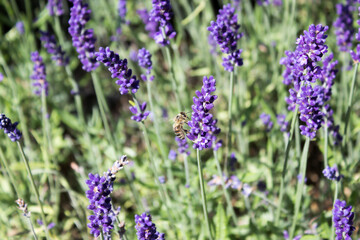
[158,176,166,184]
[208,4,243,72]
[333,199,355,240]
[30,51,49,96]
[168,149,177,161]
[149,0,176,46]
[323,165,343,181]
[257,0,270,5]
[242,183,252,197]
[208,174,241,190]
[95,47,139,95]
[48,0,64,16]
[129,101,150,122]
[175,137,190,156]
[187,76,221,150]
[86,156,128,239]
[229,152,238,171]
[0,73,3,82]
[15,21,24,34]
[134,212,165,240]
[260,113,273,131]
[273,0,283,6]
[118,0,127,19]
[0,114,22,142]
[276,114,289,132]
[283,230,302,240]
[280,24,339,139]
[40,31,69,66]
[138,48,154,81]
[208,35,218,55]
[350,2,360,62]
[68,0,99,72]
[137,9,158,39]
[334,2,354,52]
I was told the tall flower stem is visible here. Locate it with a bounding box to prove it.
[145,80,175,192]
[330,181,339,240]
[17,141,50,240]
[275,105,299,225]
[213,150,237,224]
[289,137,310,239]
[27,217,38,240]
[225,70,235,174]
[0,148,20,197]
[196,149,213,240]
[344,63,359,145]
[162,29,183,111]
[91,72,115,148]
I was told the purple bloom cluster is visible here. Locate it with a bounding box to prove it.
[208,4,243,72]
[68,0,99,72]
[137,48,154,81]
[257,0,270,5]
[276,114,289,132]
[30,51,49,96]
[118,0,127,19]
[208,174,241,190]
[0,73,3,82]
[40,31,69,66]
[283,230,302,240]
[148,0,176,46]
[16,21,24,34]
[280,24,341,139]
[137,9,158,39]
[350,2,360,62]
[187,76,221,150]
[48,0,64,16]
[333,2,354,52]
[95,47,139,95]
[333,199,355,240]
[0,114,22,142]
[323,165,343,182]
[260,113,273,131]
[175,137,190,156]
[229,152,238,171]
[134,212,165,240]
[86,156,128,239]
[168,149,177,161]
[129,102,150,122]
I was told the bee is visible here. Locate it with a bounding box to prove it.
[173,112,190,140]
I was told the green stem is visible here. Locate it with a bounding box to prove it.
[275,105,299,225]
[344,63,358,145]
[225,70,235,174]
[213,150,237,224]
[26,217,38,240]
[196,149,213,240]
[0,148,20,197]
[17,141,50,240]
[41,89,52,187]
[289,137,310,239]
[330,182,339,240]
[162,28,183,111]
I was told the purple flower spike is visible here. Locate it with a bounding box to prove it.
[276,114,289,132]
[135,212,165,240]
[281,24,341,139]
[138,48,153,78]
[16,21,24,34]
[168,149,177,161]
[333,199,355,240]
[137,9,158,40]
[48,0,64,16]
[333,2,354,52]
[31,51,49,96]
[175,137,190,156]
[40,31,69,66]
[68,0,99,72]
[118,0,127,19]
[260,113,273,132]
[95,47,140,95]
[187,76,221,150]
[86,156,128,239]
[129,101,150,122]
[0,73,3,82]
[149,0,176,46]
[0,114,22,142]
[208,4,243,72]
[323,165,343,182]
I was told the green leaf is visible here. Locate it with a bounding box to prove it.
[215,203,228,240]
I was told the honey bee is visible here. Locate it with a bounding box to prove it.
[173,112,189,140]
